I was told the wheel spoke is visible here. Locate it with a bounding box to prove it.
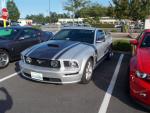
[85,61,93,80]
[0,52,9,67]
[2,59,7,62]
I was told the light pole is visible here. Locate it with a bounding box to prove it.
[49,0,50,23]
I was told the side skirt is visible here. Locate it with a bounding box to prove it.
[94,53,108,70]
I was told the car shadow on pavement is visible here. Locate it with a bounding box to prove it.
[15,61,20,72]
[92,53,149,112]
[0,87,13,113]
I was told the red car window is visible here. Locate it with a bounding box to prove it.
[141,33,150,47]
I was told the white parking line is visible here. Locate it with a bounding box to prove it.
[98,54,124,113]
[0,72,20,83]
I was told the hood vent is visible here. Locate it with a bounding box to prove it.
[47,44,59,48]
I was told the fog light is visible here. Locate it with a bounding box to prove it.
[50,60,60,68]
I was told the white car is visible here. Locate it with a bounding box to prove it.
[114,24,122,28]
[19,27,113,84]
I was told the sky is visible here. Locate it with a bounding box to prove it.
[13,0,110,18]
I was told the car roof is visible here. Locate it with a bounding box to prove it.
[0,26,32,30]
[62,26,100,31]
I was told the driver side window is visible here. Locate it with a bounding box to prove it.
[19,29,37,40]
[96,30,105,41]
[141,33,150,47]
[137,31,144,43]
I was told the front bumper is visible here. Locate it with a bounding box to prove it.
[130,73,150,106]
[19,61,82,84]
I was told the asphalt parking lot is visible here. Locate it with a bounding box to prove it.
[0,53,149,113]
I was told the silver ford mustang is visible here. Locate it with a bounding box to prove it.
[19,27,113,84]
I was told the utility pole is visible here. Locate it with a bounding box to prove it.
[72,0,75,26]
[49,0,51,24]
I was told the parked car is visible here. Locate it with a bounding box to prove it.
[44,31,54,40]
[0,26,53,68]
[130,29,150,107]
[114,24,122,28]
[10,21,20,27]
[19,27,113,84]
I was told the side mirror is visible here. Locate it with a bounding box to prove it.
[96,38,105,43]
[19,37,25,40]
[108,32,111,35]
[130,39,138,45]
[19,35,30,40]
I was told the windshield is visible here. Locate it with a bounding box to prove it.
[52,29,95,44]
[0,28,19,40]
[141,33,150,48]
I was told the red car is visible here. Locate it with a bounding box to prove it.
[130,29,150,107]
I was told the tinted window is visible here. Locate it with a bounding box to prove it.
[53,29,95,44]
[19,29,38,40]
[141,33,150,47]
[137,31,144,43]
[96,30,105,41]
[0,28,19,40]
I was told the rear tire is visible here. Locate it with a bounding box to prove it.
[0,49,10,68]
[81,59,93,84]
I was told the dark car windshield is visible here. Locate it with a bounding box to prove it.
[0,28,19,40]
[141,32,150,48]
[52,29,95,44]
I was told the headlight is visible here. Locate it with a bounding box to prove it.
[64,61,79,68]
[136,70,148,79]
[25,57,32,64]
[50,60,60,68]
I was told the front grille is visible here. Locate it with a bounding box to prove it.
[25,57,60,68]
[23,73,62,83]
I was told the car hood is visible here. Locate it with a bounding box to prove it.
[137,47,150,73]
[25,40,87,60]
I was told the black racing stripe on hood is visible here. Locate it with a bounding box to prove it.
[27,40,79,60]
[55,43,81,59]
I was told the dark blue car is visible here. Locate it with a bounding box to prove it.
[0,26,53,68]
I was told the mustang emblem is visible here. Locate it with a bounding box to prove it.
[37,60,44,64]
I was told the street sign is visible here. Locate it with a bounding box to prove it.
[2,8,8,20]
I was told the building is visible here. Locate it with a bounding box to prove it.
[18,19,33,26]
[99,17,119,24]
[58,17,119,25]
[58,18,84,24]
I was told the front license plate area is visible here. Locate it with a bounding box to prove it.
[31,72,43,81]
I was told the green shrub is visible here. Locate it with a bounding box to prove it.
[111,29,117,32]
[91,23,114,28]
[32,25,41,30]
[113,40,132,52]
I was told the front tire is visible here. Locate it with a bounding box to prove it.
[0,49,10,68]
[81,59,93,84]
[106,46,113,60]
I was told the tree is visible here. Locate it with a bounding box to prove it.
[25,12,67,24]
[26,14,46,24]
[64,0,90,17]
[111,0,150,21]
[106,1,115,17]
[7,1,20,21]
[112,0,129,19]
[76,3,108,25]
[78,3,107,18]
[50,12,58,23]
